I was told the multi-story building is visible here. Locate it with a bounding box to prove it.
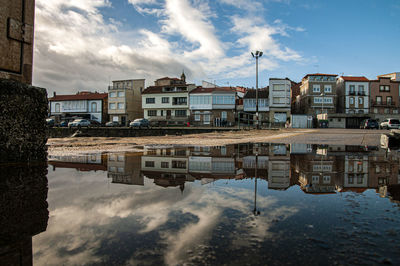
[243,88,269,125]
[108,79,145,126]
[142,73,196,126]
[299,73,338,116]
[369,77,400,117]
[336,76,370,114]
[49,91,108,123]
[189,86,242,126]
[377,72,400,81]
[269,78,291,123]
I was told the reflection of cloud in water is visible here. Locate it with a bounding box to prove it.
[34,170,298,265]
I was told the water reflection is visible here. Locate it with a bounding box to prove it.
[38,144,400,265]
[0,163,48,265]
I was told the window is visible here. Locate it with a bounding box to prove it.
[376,96,382,103]
[323,176,331,184]
[314,97,323,103]
[145,161,155,167]
[313,85,320,93]
[349,97,354,105]
[387,96,392,104]
[109,103,116,109]
[273,84,285,91]
[221,111,227,120]
[161,162,169,168]
[204,113,210,124]
[384,108,390,114]
[160,110,164,116]
[374,108,378,114]
[91,102,97,112]
[117,91,125,97]
[324,85,332,93]
[312,176,319,183]
[55,103,60,113]
[173,97,187,105]
[175,110,187,117]
[146,98,155,104]
[162,97,169,103]
[118,103,124,109]
[349,85,355,94]
[172,160,186,169]
[195,112,200,121]
[359,98,363,104]
[323,97,333,103]
[358,85,365,95]
[380,85,390,92]
[110,92,116,98]
[148,110,157,116]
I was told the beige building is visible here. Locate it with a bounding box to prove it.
[299,73,338,116]
[377,72,400,81]
[108,79,145,126]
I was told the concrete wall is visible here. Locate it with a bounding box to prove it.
[0,79,48,162]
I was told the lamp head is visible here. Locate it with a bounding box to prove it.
[251,52,255,57]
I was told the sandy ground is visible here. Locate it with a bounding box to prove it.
[47,128,385,156]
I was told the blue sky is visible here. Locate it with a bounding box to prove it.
[33,0,400,94]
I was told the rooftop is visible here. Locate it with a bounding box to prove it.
[190,86,239,94]
[49,91,108,101]
[340,76,369,82]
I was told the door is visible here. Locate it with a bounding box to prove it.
[121,116,126,126]
[166,110,171,119]
[0,0,34,83]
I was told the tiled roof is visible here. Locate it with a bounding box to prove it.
[189,86,238,94]
[340,76,369,82]
[243,88,269,99]
[49,92,107,101]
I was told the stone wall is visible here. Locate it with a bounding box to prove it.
[0,79,48,162]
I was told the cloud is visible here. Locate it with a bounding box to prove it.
[33,0,304,94]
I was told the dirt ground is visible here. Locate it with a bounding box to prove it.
[47,128,385,156]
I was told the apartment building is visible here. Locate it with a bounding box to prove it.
[142,74,196,126]
[49,91,108,123]
[299,73,338,116]
[243,88,269,124]
[369,77,400,117]
[336,76,369,114]
[108,79,145,126]
[377,72,400,81]
[269,78,291,123]
[189,86,242,126]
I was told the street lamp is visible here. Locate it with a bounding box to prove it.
[252,51,263,129]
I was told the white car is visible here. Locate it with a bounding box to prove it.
[68,119,91,128]
[379,118,400,130]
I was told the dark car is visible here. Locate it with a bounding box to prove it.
[58,120,68,127]
[129,118,150,129]
[46,118,55,127]
[106,121,120,127]
[89,120,102,127]
[361,119,379,129]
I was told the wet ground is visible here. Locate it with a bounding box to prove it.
[1,142,400,265]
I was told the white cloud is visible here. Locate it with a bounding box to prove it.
[33,0,304,94]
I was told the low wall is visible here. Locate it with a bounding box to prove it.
[48,127,239,138]
[0,79,48,162]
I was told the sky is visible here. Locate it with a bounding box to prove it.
[32,0,400,94]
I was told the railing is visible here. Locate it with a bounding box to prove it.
[357,91,366,96]
[108,86,129,90]
[172,102,187,105]
[370,100,395,106]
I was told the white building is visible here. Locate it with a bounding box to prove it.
[49,91,108,123]
[142,74,196,125]
[336,76,369,114]
[269,78,291,123]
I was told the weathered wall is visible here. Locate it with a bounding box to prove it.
[0,79,48,162]
[48,127,239,138]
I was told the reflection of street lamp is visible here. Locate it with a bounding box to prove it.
[251,51,263,129]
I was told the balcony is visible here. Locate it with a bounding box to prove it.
[349,91,355,96]
[357,91,366,96]
[108,86,129,90]
[370,100,395,107]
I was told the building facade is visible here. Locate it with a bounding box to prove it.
[49,91,108,123]
[243,88,269,125]
[299,73,338,116]
[142,74,196,125]
[377,72,400,81]
[189,87,240,127]
[108,79,145,126]
[369,77,400,116]
[269,78,291,123]
[336,76,370,114]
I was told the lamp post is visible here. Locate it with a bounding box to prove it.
[251,51,263,129]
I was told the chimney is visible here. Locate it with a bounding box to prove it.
[53,92,56,97]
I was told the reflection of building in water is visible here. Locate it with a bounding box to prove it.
[341,153,368,193]
[0,164,49,265]
[108,153,143,186]
[293,145,343,194]
[48,153,107,172]
[268,144,291,190]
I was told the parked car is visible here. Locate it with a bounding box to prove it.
[380,118,400,130]
[68,119,91,128]
[129,118,150,129]
[46,118,55,127]
[360,119,379,129]
[89,120,102,127]
[59,120,68,127]
[106,121,120,127]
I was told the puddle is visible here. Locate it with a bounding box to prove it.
[1,143,400,265]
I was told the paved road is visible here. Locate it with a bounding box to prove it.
[268,128,384,146]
